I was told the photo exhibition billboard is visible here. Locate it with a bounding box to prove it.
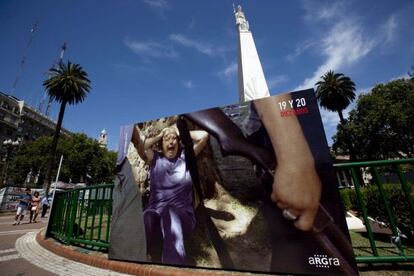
[108,89,358,275]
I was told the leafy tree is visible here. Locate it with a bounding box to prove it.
[315,70,356,124]
[43,61,91,192]
[62,133,116,184]
[8,136,52,186]
[333,78,414,160]
[8,133,116,186]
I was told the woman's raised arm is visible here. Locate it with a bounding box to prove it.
[191,130,209,156]
[131,126,164,164]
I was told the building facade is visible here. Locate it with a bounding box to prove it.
[0,91,70,152]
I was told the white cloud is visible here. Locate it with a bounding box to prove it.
[141,0,169,18]
[355,86,373,95]
[124,37,178,61]
[218,62,237,80]
[382,15,398,43]
[182,80,195,89]
[295,19,375,90]
[142,0,168,9]
[316,7,338,20]
[267,75,289,89]
[286,40,315,62]
[302,0,345,22]
[295,3,402,91]
[169,34,214,56]
[389,73,409,81]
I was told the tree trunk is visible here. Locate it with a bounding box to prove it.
[43,100,67,194]
[337,110,345,124]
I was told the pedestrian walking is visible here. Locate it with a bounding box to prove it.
[41,195,50,218]
[29,191,41,223]
[13,188,32,225]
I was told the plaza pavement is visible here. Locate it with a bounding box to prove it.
[0,214,129,276]
[0,213,267,276]
[2,212,408,276]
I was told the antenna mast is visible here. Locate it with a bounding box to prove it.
[11,22,38,95]
[43,42,67,117]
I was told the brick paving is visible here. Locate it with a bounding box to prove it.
[17,231,130,275]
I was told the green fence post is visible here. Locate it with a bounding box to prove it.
[83,188,90,240]
[66,190,79,243]
[61,193,70,238]
[58,194,65,237]
[105,186,113,243]
[46,192,60,238]
[97,187,105,242]
[90,188,98,241]
[77,189,86,238]
[372,167,405,256]
[350,167,379,256]
[59,193,67,237]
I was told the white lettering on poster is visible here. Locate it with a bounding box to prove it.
[308,254,340,269]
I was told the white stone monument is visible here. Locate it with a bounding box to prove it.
[98,128,108,148]
[234,5,270,102]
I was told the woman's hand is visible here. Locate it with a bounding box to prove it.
[253,95,322,231]
[271,162,321,231]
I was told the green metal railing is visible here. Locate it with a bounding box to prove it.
[335,158,414,263]
[46,159,414,263]
[46,184,113,250]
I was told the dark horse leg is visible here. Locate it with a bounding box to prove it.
[184,107,276,175]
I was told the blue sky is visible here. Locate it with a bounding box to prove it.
[1,0,413,150]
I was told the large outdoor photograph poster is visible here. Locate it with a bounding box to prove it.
[108,89,358,275]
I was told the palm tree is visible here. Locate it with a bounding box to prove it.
[315,70,356,124]
[43,61,91,192]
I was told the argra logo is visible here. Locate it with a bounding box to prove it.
[308,254,340,268]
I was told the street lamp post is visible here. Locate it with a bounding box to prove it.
[1,139,20,187]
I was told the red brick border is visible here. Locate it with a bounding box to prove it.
[35,231,250,276]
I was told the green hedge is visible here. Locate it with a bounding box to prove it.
[339,188,358,211]
[339,183,414,240]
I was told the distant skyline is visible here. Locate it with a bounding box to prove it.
[1,0,413,150]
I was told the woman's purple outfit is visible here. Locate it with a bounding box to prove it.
[144,150,195,265]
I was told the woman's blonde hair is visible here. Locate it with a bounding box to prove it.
[157,127,181,151]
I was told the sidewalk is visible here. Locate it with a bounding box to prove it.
[18,231,129,276]
[33,228,269,276]
[0,210,268,276]
[0,213,128,276]
[10,225,414,276]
